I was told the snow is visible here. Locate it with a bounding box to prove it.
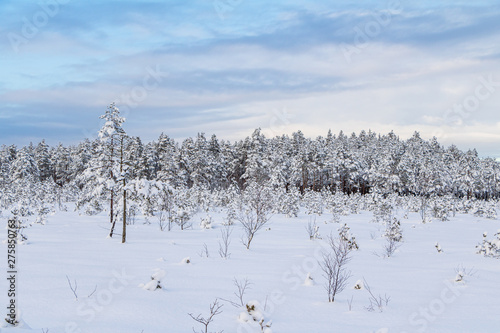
[1,206,500,332]
[304,273,315,286]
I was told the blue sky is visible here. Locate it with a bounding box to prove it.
[1,0,500,158]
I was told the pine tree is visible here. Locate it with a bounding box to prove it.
[76,103,130,242]
[35,140,52,181]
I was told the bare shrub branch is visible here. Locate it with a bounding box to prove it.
[66,275,78,300]
[347,295,354,311]
[218,226,232,259]
[220,277,252,308]
[363,278,390,312]
[199,243,210,258]
[383,237,401,258]
[87,285,98,298]
[319,234,352,302]
[306,217,321,240]
[238,183,273,249]
[188,299,224,333]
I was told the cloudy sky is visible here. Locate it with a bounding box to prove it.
[1,0,500,157]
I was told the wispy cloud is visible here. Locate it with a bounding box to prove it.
[1,1,499,158]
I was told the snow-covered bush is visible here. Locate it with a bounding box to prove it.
[140,269,166,291]
[223,205,237,226]
[338,223,358,250]
[472,201,497,220]
[353,280,363,290]
[325,192,347,223]
[384,217,403,242]
[190,184,212,213]
[347,193,362,214]
[430,197,449,221]
[302,189,324,216]
[276,187,300,217]
[200,215,213,229]
[476,230,500,258]
[380,217,403,257]
[371,197,393,224]
[34,205,52,225]
[435,242,443,253]
[454,264,477,283]
[238,301,272,333]
[175,209,193,230]
[306,218,321,240]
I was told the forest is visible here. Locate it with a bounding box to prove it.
[1,103,499,242]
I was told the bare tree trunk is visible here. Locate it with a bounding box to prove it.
[109,189,116,237]
[110,190,114,223]
[120,135,126,243]
[109,136,114,224]
[122,189,126,243]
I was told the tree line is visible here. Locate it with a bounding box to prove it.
[1,103,499,241]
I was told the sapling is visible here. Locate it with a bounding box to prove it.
[218,225,232,259]
[319,233,352,302]
[238,182,273,249]
[220,278,252,308]
[188,299,223,333]
[306,217,321,240]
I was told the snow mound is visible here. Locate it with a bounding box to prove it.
[238,301,272,332]
[304,273,315,286]
[139,269,166,291]
[151,269,166,281]
[354,280,364,290]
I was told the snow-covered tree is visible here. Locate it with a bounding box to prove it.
[76,103,131,242]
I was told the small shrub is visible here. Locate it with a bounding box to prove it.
[476,230,500,258]
[339,223,359,250]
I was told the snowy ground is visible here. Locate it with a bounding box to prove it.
[1,205,500,333]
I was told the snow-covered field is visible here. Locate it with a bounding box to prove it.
[1,206,500,333]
